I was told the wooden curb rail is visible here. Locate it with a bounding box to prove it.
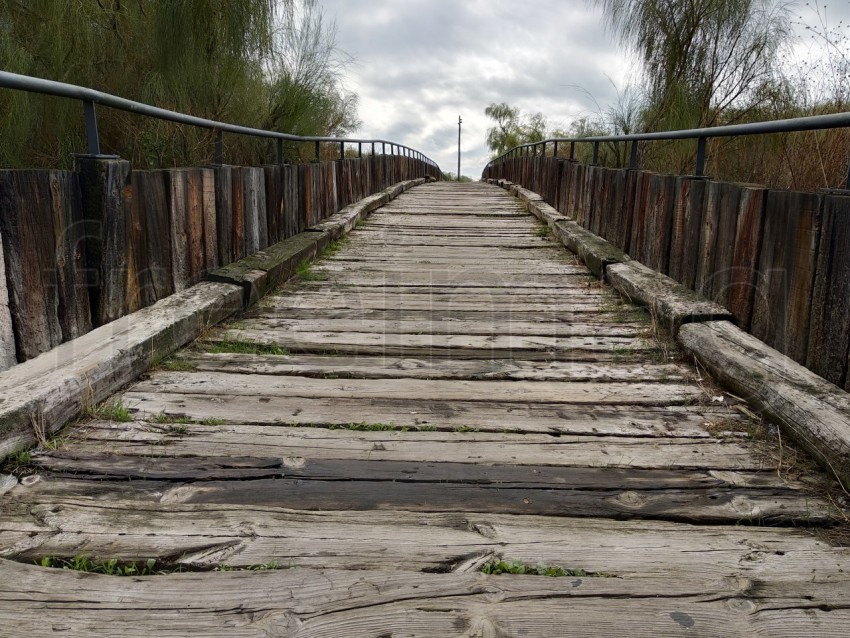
[490,178,850,488]
[0,178,426,462]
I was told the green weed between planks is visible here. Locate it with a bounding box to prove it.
[481,560,590,578]
[198,340,289,356]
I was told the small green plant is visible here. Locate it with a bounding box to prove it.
[157,358,197,372]
[456,425,480,433]
[320,236,349,258]
[89,399,133,423]
[198,340,288,356]
[200,418,225,426]
[535,225,551,238]
[325,422,439,432]
[296,260,329,281]
[38,556,177,576]
[481,560,588,577]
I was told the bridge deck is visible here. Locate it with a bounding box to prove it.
[1,182,848,635]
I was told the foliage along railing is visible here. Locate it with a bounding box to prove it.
[482,118,850,393]
[0,72,441,370]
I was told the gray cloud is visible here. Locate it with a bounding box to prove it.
[322,0,630,177]
[322,0,850,178]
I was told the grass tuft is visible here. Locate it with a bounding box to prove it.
[481,560,589,578]
[198,340,288,356]
[296,261,329,281]
[38,556,178,576]
[88,399,133,423]
[323,422,439,432]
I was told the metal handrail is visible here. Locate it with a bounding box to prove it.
[0,70,439,168]
[484,110,850,182]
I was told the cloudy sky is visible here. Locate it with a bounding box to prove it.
[322,0,850,179]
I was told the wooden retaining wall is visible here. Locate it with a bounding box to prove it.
[484,157,850,391]
[0,155,437,369]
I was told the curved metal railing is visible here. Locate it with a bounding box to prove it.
[484,111,850,184]
[0,70,440,169]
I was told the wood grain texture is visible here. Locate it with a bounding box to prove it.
[1,181,846,635]
[751,190,821,364]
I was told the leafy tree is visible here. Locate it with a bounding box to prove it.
[0,0,359,168]
[484,102,563,156]
[265,0,360,161]
[593,0,789,130]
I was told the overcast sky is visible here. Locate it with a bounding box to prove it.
[322,0,850,179]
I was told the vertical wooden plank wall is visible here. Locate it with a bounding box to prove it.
[488,157,850,388]
[0,231,15,371]
[0,154,433,366]
[0,171,91,361]
[807,194,850,388]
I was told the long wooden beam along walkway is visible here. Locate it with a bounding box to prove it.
[1,182,849,635]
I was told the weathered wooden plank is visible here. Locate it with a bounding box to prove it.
[0,559,847,638]
[167,169,190,292]
[129,170,173,310]
[70,423,762,469]
[668,176,706,289]
[4,505,838,578]
[129,371,705,405]
[117,394,731,436]
[0,228,16,370]
[260,294,610,312]
[9,475,827,524]
[230,166,247,261]
[232,317,647,337]
[179,352,693,383]
[77,158,132,327]
[807,193,850,387]
[0,171,64,359]
[679,320,850,488]
[211,328,655,359]
[214,165,234,265]
[726,185,767,330]
[751,190,821,364]
[643,173,677,274]
[30,454,791,491]
[185,169,206,284]
[201,168,218,272]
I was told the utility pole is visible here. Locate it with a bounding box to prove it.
[457,115,462,182]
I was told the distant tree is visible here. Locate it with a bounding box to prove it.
[0,0,360,168]
[265,0,360,161]
[593,0,789,130]
[441,171,473,182]
[484,103,564,157]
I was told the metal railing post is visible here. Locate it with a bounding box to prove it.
[554,141,559,158]
[358,142,362,158]
[314,140,320,162]
[276,138,283,165]
[214,128,223,165]
[695,137,707,177]
[592,141,599,165]
[83,100,101,156]
[629,140,638,169]
[570,142,575,161]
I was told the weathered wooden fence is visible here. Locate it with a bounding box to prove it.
[483,157,850,391]
[0,154,437,368]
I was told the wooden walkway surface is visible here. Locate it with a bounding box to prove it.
[1,182,849,636]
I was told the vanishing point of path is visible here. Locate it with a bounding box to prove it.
[1,182,848,636]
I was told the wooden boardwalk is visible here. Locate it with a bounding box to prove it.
[1,182,849,636]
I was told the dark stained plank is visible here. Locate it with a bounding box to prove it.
[807,193,850,387]
[10,476,829,524]
[751,190,821,364]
